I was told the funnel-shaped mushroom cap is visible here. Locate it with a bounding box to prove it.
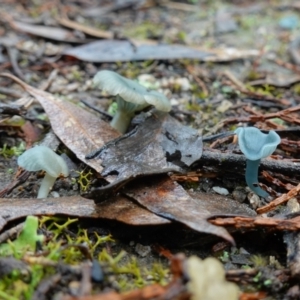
[18,145,69,177]
[93,70,171,112]
[235,127,281,161]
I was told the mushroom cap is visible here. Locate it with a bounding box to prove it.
[93,70,171,112]
[18,145,69,177]
[234,127,281,160]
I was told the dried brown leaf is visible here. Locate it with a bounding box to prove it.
[124,176,256,243]
[0,195,168,232]
[57,17,113,39]
[94,195,170,225]
[63,40,259,63]
[0,196,95,231]
[210,215,300,231]
[10,20,89,43]
[0,73,120,173]
[86,111,202,193]
[63,40,213,62]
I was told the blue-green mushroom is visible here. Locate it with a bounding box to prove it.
[235,127,281,198]
[18,145,69,199]
[93,70,171,133]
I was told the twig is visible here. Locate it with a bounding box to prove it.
[268,56,300,75]
[0,87,23,98]
[198,149,300,175]
[256,183,300,214]
[223,104,300,125]
[210,215,300,232]
[7,47,25,80]
[185,65,209,96]
[0,103,25,115]
[222,70,289,105]
[57,15,113,39]
[0,222,24,243]
[39,69,58,91]
[160,0,199,11]
[80,99,112,120]
[0,170,31,197]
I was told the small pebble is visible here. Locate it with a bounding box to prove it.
[231,254,252,265]
[247,192,260,209]
[217,100,233,113]
[135,243,151,257]
[170,98,179,106]
[287,198,300,213]
[69,281,80,296]
[239,247,250,255]
[212,186,229,196]
[201,179,213,192]
[215,11,238,34]
[50,191,60,198]
[232,187,247,203]
[146,275,154,281]
[174,77,191,91]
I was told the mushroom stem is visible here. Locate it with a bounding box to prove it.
[110,110,133,134]
[37,173,57,198]
[245,159,269,198]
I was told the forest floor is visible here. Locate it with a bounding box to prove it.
[1,0,300,299]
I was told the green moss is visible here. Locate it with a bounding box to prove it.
[0,142,26,158]
[123,21,163,40]
[76,169,93,192]
[245,84,282,98]
[185,101,202,112]
[98,249,169,291]
[292,83,300,95]
[219,250,230,263]
[249,255,268,268]
[0,216,44,257]
[70,69,83,81]
[245,69,262,81]
[0,216,170,298]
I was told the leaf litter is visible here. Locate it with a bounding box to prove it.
[63,39,259,63]
[0,68,299,299]
[85,110,203,192]
[2,0,300,298]
[0,74,256,243]
[0,73,120,174]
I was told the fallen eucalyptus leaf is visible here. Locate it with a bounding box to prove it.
[0,196,95,232]
[63,39,259,63]
[10,20,89,43]
[63,40,213,62]
[86,111,202,192]
[125,175,256,243]
[0,73,120,173]
[95,195,170,225]
[0,196,168,232]
[86,175,256,243]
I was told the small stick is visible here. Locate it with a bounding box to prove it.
[256,183,300,214]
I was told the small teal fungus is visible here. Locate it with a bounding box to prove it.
[18,145,69,198]
[235,127,281,198]
[93,70,171,133]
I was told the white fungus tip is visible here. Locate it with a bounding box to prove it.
[93,70,147,106]
[18,145,69,177]
[93,70,171,111]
